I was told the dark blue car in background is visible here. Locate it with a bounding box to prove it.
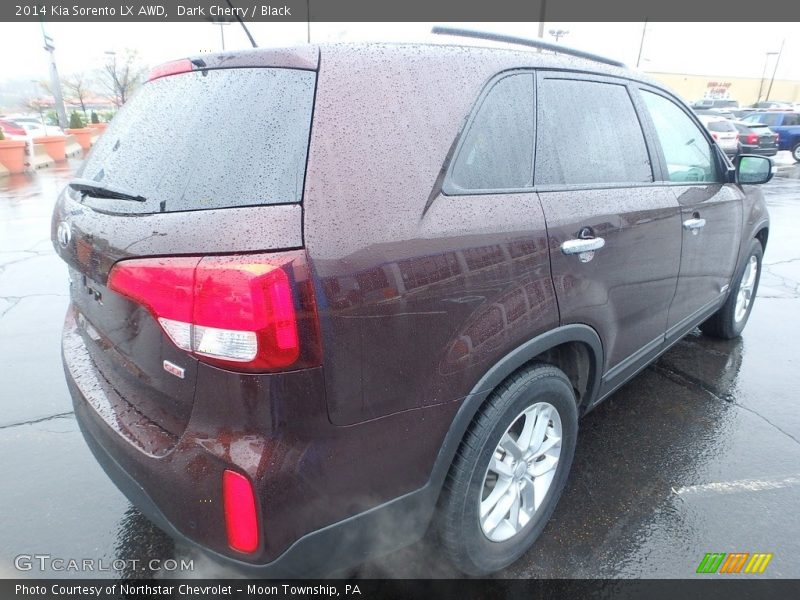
[743,111,800,162]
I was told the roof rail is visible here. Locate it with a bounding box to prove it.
[431,26,626,68]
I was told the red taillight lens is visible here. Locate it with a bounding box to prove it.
[711,133,719,140]
[108,251,321,372]
[222,470,259,554]
[746,133,759,145]
[147,58,193,82]
[105,256,199,322]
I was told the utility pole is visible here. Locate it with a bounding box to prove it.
[636,19,648,68]
[765,38,785,102]
[212,20,230,51]
[757,52,778,103]
[537,0,547,39]
[40,22,67,129]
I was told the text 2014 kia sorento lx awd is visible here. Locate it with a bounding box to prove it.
[52,35,773,576]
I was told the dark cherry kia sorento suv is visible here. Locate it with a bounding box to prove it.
[52,32,773,576]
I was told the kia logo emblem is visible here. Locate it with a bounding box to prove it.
[57,221,72,248]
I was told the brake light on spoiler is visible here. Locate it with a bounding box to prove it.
[108,251,322,372]
[147,58,194,82]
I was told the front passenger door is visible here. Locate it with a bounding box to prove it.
[638,89,743,339]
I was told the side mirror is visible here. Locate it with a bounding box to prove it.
[736,154,774,185]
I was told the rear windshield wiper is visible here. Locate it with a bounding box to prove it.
[68,178,147,203]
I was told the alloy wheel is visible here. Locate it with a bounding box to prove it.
[479,402,563,542]
[734,254,759,323]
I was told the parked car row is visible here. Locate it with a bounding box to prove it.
[691,106,793,161]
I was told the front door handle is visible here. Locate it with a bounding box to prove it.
[683,217,706,231]
[561,237,605,255]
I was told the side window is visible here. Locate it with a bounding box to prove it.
[747,113,781,127]
[641,91,720,183]
[449,73,534,191]
[535,79,653,186]
[782,113,800,126]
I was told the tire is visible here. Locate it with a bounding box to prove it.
[700,238,763,339]
[792,143,800,163]
[437,363,578,575]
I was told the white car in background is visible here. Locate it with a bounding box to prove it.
[5,115,64,138]
[698,114,739,157]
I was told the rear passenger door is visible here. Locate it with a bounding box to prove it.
[636,88,743,340]
[535,73,682,390]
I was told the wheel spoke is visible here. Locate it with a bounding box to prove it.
[482,486,517,535]
[530,454,558,477]
[521,477,535,509]
[500,433,524,460]
[533,469,556,510]
[480,475,513,518]
[489,454,514,478]
[528,407,551,454]
[508,487,521,530]
[516,405,540,450]
[531,434,561,458]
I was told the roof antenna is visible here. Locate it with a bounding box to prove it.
[225,0,258,48]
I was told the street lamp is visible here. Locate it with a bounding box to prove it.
[757,51,779,103]
[40,23,68,129]
[765,39,785,102]
[548,29,569,43]
[210,19,231,51]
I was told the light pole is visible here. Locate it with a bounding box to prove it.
[40,23,68,129]
[765,39,785,102]
[211,20,230,50]
[548,29,569,43]
[757,51,779,103]
[636,20,648,68]
[537,0,547,39]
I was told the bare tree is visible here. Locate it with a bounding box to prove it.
[63,73,92,116]
[24,97,48,124]
[101,49,145,107]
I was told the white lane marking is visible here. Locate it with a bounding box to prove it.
[672,475,800,496]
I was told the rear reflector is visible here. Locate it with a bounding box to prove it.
[147,58,193,82]
[108,251,321,372]
[222,470,259,554]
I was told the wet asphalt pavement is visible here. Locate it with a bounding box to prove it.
[1,159,799,579]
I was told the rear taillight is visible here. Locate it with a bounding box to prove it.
[147,58,193,82]
[222,470,259,553]
[108,251,322,372]
[746,133,759,145]
[711,133,719,140]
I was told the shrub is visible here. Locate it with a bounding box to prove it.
[90,111,99,124]
[69,111,84,129]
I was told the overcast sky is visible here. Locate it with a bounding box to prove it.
[0,21,797,86]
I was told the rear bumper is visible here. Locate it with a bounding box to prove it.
[71,381,434,576]
[739,145,778,157]
[62,305,451,574]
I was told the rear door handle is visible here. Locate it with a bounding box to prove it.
[683,217,706,231]
[561,237,605,255]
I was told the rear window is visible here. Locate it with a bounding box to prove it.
[707,120,735,132]
[76,67,315,214]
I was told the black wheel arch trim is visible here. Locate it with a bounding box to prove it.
[426,324,603,497]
